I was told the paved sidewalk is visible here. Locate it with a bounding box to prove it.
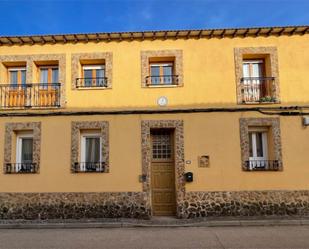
[1,226,309,249]
[0,216,309,229]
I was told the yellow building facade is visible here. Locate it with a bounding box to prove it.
[0,26,308,219]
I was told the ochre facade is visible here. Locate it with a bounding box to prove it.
[0,26,308,219]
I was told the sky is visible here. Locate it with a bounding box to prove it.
[0,0,308,36]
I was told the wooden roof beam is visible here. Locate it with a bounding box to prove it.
[197,30,203,38]
[266,28,273,36]
[51,35,56,43]
[164,31,168,40]
[6,37,13,45]
[62,35,67,43]
[302,27,309,35]
[243,28,249,37]
[40,36,46,44]
[208,29,214,38]
[130,32,134,40]
[84,34,89,42]
[220,29,226,38]
[28,36,35,45]
[152,32,156,40]
[186,30,191,39]
[278,27,285,36]
[254,28,261,37]
[232,29,238,37]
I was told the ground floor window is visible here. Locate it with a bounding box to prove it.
[239,118,282,171]
[71,121,109,173]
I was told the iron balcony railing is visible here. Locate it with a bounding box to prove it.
[240,77,276,103]
[244,160,280,171]
[72,162,106,173]
[0,83,61,109]
[146,75,179,86]
[76,77,108,88]
[5,162,37,174]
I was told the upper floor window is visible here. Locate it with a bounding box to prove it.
[141,50,183,87]
[80,65,106,88]
[9,67,26,87]
[39,66,59,85]
[148,62,176,85]
[234,47,279,104]
[241,59,275,103]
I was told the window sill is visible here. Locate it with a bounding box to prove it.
[239,101,280,105]
[75,86,111,90]
[143,84,181,88]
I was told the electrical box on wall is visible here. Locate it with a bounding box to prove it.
[303,117,309,126]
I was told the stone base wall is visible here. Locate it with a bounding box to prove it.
[178,190,309,218]
[0,192,150,219]
[1,190,308,220]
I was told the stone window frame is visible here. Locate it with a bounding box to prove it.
[0,54,66,107]
[234,47,280,104]
[71,52,113,90]
[239,117,283,171]
[3,122,41,174]
[71,121,109,173]
[141,120,185,217]
[141,50,183,87]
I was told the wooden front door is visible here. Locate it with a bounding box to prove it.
[151,129,176,216]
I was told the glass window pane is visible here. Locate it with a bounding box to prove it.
[21,138,33,163]
[40,69,48,83]
[256,132,264,157]
[96,69,105,86]
[83,69,92,86]
[150,66,160,84]
[249,132,253,157]
[10,71,18,85]
[242,63,250,78]
[85,137,100,162]
[21,70,26,86]
[163,66,173,84]
[52,68,59,83]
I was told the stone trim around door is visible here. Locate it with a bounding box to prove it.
[71,121,109,173]
[0,54,66,107]
[0,192,150,219]
[71,52,113,89]
[141,120,185,217]
[234,47,280,104]
[239,117,283,171]
[3,122,41,173]
[141,50,183,87]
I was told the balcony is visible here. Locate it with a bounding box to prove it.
[5,162,37,173]
[0,83,61,109]
[240,77,276,103]
[76,77,108,88]
[145,75,179,86]
[72,162,106,173]
[244,160,280,171]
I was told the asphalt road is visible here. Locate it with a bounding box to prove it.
[0,226,308,249]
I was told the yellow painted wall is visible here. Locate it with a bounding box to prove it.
[0,34,309,109]
[0,113,308,193]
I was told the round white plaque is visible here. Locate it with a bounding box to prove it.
[157,96,168,107]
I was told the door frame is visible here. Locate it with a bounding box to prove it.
[141,120,185,217]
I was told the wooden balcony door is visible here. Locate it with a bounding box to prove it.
[242,60,266,101]
[7,67,26,107]
[39,66,58,106]
[150,129,176,216]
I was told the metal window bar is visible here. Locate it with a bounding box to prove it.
[5,162,37,173]
[244,160,280,171]
[146,75,179,86]
[73,162,106,173]
[0,83,61,108]
[240,77,275,103]
[76,77,108,88]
